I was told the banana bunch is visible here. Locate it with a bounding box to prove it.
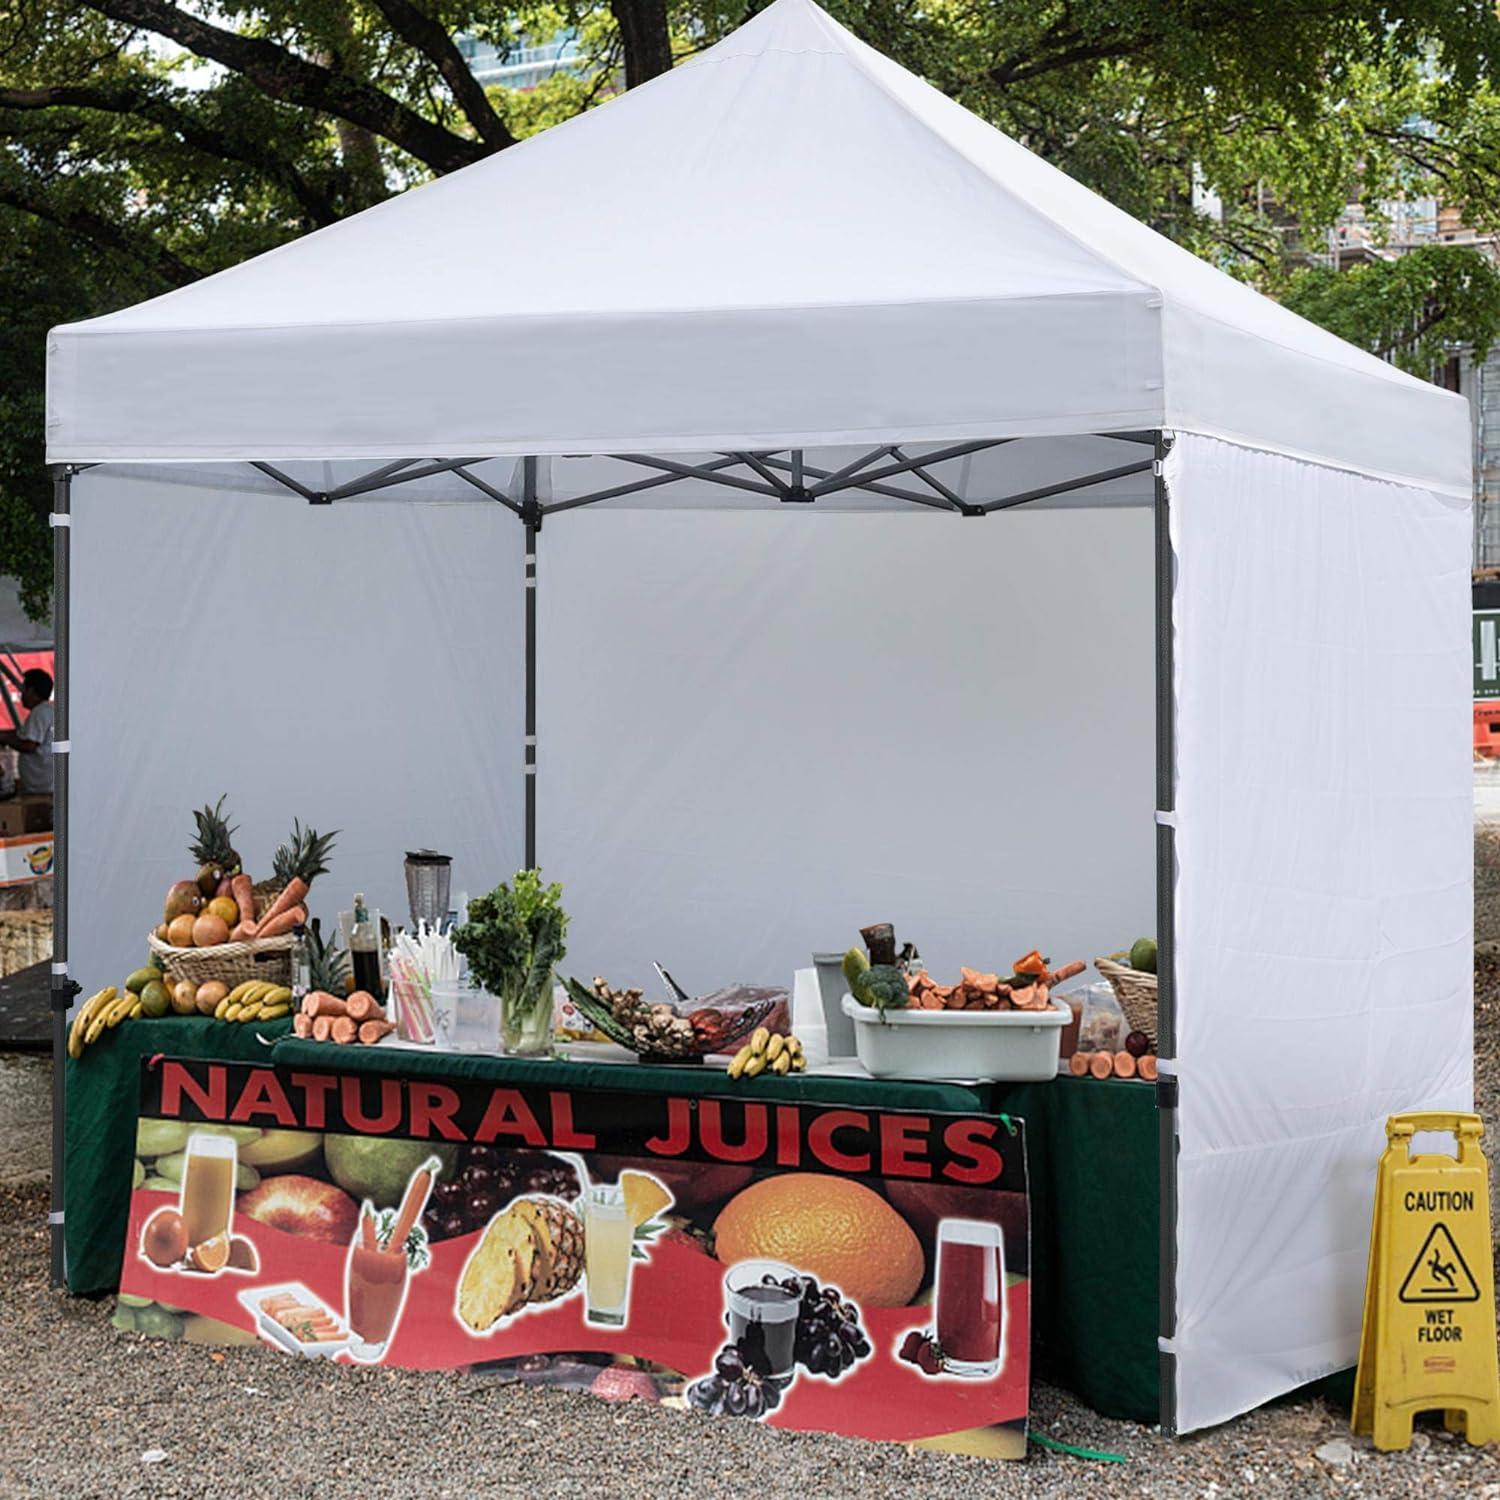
[67,986,141,1058]
[728,1026,807,1080]
[215,980,293,1023]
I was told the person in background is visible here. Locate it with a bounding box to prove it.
[0,668,55,800]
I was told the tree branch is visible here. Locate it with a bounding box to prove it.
[364,0,515,150]
[0,81,341,226]
[80,0,490,173]
[0,178,200,288]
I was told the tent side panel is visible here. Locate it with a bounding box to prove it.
[67,469,524,986]
[1168,435,1473,1433]
[536,507,1156,993]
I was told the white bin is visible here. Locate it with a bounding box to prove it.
[841,994,1069,1082]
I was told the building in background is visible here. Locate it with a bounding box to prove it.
[457,30,586,91]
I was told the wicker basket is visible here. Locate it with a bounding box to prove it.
[1095,956,1158,1047]
[149,930,295,988]
[147,879,293,988]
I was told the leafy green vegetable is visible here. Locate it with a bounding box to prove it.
[453,869,569,1016]
[851,964,909,1012]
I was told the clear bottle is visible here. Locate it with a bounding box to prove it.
[350,893,382,996]
[289,923,311,1003]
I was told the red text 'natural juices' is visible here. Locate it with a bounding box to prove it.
[934,1218,1004,1378]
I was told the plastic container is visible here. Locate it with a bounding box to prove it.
[430,979,500,1052]
[812,953,857,1057]
[841,994,1070,1082]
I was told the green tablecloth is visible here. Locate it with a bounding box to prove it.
[65,1023,1159,1423]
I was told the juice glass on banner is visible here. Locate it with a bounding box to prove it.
[724,1260,800,1379]
[583,1184,635,1326]
[934,1218,1004,1378]
[345,1241,411,1362]
[180,1132,236,1252]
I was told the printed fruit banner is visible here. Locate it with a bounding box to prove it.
[120,1058,1030,1457]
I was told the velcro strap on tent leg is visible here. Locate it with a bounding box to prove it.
[49,513,72,528]
[1154,809,1177,827]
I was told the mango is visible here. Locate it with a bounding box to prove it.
[124,966,163,995]
[138,980,171,1019]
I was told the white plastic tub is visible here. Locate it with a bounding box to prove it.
[841,994,1070,1082]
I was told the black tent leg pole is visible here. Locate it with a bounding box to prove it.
[523,457,537,870]
[48,465,79,1289]
[1154,430,1179,1434]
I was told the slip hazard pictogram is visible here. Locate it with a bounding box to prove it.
[1398,1223,1480,1304]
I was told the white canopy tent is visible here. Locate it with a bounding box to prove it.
[45,0,1472,1435]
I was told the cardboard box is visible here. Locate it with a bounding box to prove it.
[0,796,52,837]
[0,832,53,887]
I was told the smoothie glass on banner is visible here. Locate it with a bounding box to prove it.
[934,1218,1005,1378]
[345,1238,411,1363]
[724,1260,801,1379]
[583,1184,635,1326]
[180,1133,237,1254]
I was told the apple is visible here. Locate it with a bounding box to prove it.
[587,1154,754,1209]
[236,1174,360,1244]
[883,1183,1030,1276]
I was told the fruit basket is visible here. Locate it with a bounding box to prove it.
[1094,956,1158,1047]
[148,927,296,989]
[562,977,781,1064]
[841,994,1071,1081]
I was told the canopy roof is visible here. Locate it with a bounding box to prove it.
[48,0,1469,497]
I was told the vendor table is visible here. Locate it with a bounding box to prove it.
[66,1020,1158,1422]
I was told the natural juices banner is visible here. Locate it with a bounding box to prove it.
[119,1058,1030,1458]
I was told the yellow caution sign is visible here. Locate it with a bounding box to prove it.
[1353,1112,1500,1450]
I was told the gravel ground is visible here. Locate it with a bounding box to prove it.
[1,819,1498,1496]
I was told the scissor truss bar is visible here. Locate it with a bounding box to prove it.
[980,458,1153,513]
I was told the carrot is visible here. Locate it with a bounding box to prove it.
[389,1156,441,1249]
[358,1019,396,1045]
[1089,1052,1113,1080]
[1113,1050,1138,1079]
[1069,1052,1092,1077]
[230,873,255,931]
[255,877,309,935]
[312,1015,333,1042]
[345,990,382,1023]
[255,905,306,940]
[1046,960,1086,987]
[1138,1054,1159,1083]
[360,1205,377,1251]
[330,1015,357,1044]
[301,990,346,1018]
[293,1013,313,1039]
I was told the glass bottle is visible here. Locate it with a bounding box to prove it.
[289,923,311,1003]
[351,893,383,996]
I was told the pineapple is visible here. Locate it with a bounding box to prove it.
[270,819,339,891]
[190,795,242,896]
[306,919,350,995]
[512,1196,585,1301]
[457,1210,544,1331]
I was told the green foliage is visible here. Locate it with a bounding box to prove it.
[1282,245,1500,374]
[453,868,569,1004]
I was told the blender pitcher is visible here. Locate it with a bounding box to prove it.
[403,850,452,929]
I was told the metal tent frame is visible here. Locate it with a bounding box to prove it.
[46,425,1180,1429]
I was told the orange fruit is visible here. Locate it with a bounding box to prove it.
[206,896,239,927]
[188,1232,231,1273]
[713,1174,923,1307]
[192,912,230,948]
[166,913,197,948]
[621,1170,673,1227]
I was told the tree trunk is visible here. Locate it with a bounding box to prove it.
[610,0,673,89]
